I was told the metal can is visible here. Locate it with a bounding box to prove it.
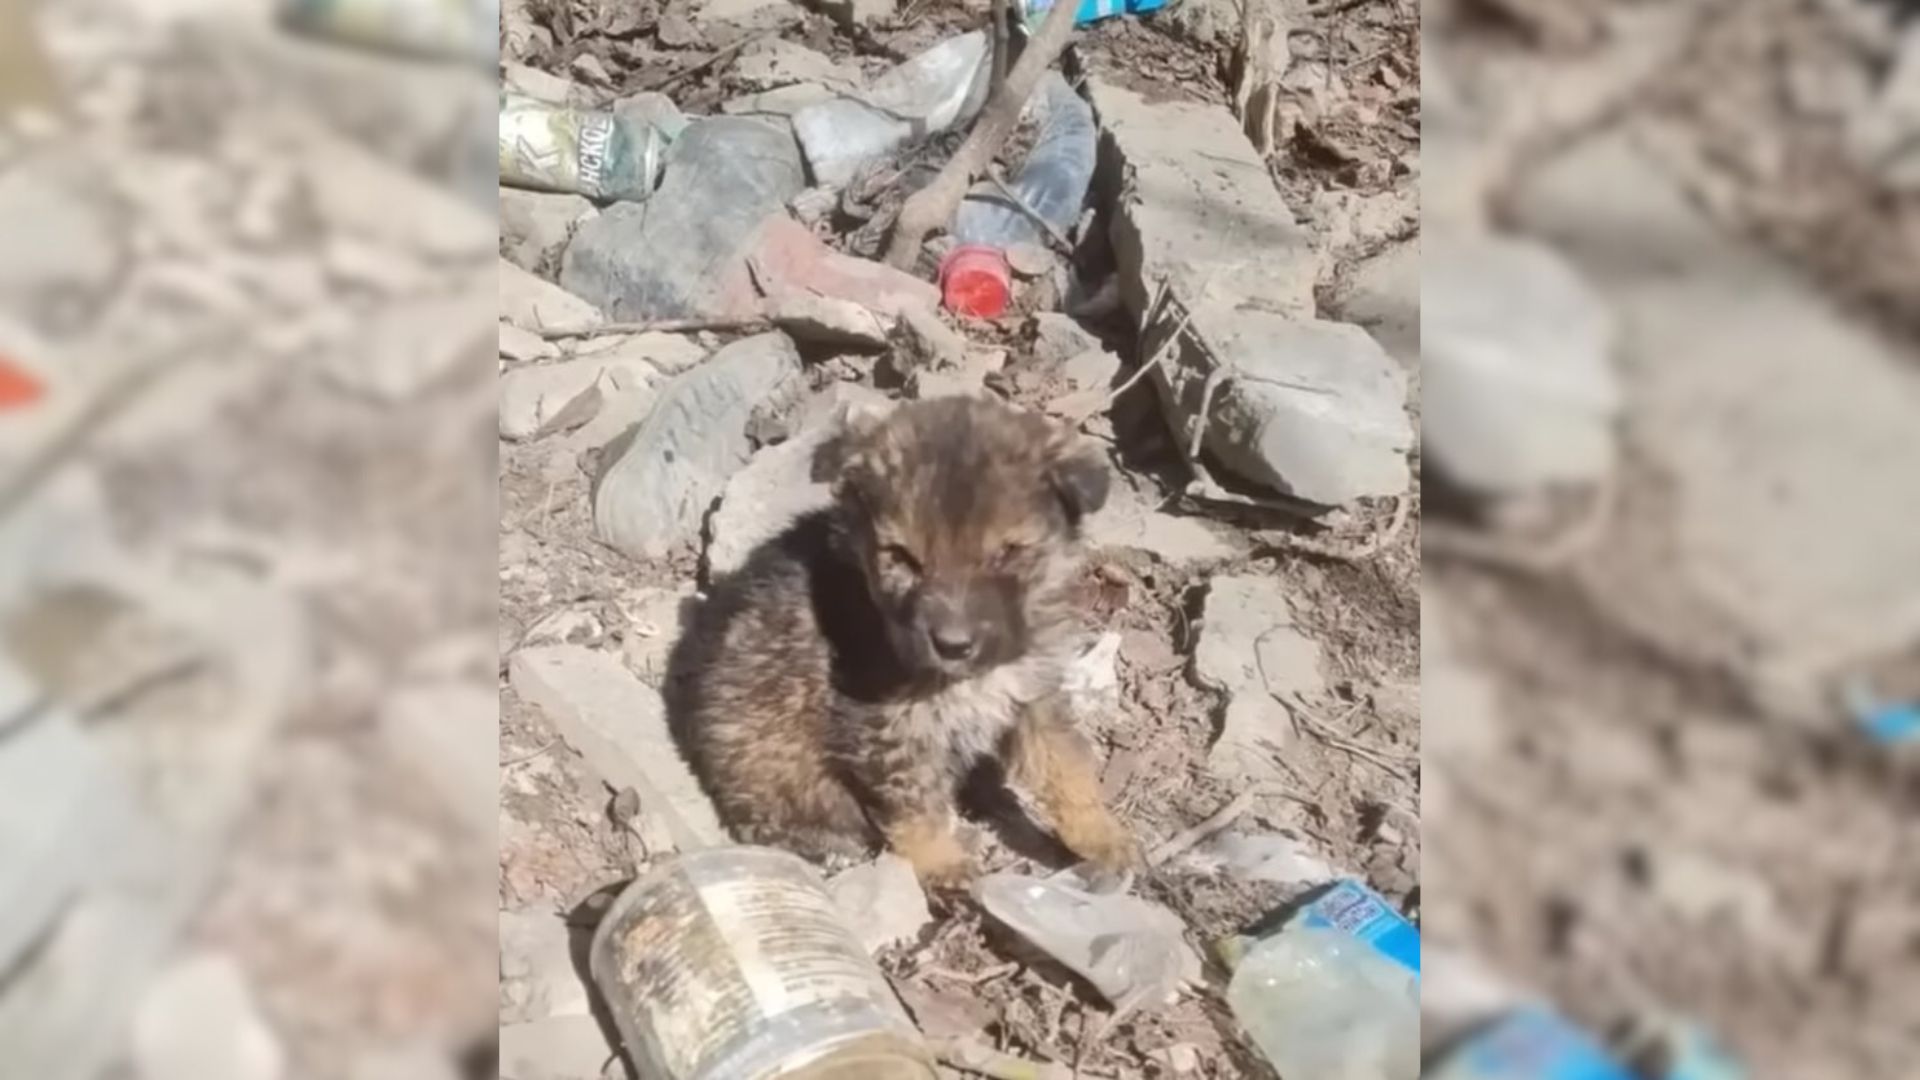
[590,846,937,1080]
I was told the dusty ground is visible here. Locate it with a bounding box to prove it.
[1426,0,1920,1074]
[497,0,1420,1075]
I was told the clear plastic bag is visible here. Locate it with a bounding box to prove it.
[973,870,1198,1016]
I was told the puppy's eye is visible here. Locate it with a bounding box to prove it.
[879,544,920,575]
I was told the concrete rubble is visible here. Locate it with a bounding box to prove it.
[1192,574,1327,784]
[827,855,933,954]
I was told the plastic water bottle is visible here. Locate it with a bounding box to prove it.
[1425,1008,1637,1080]
[1224,880,1420,1080]
[1015,0,1167,27]
[498,92,680,203]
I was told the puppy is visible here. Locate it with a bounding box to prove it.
[668,396,1138,887]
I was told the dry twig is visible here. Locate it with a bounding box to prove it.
[534,315,776,340]
[1146,788,1260,868]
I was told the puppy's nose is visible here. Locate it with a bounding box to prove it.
[929,624,977,661]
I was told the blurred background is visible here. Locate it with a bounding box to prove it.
[1420,0,1920,1074]
[0,1,497,1078]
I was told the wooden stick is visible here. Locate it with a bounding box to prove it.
[1146,787,1260,868]
[532,315,776,341]
[881,0,1083,268]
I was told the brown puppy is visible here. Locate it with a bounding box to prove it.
[668,396,1138,887]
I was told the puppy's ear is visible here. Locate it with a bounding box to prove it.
[1046,432,1110,524]
[810,400,889,488]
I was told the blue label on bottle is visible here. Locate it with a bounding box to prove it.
[1296,880,1421,974]
[1433,1009,1638,1080]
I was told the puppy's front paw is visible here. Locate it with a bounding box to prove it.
[1058,806,1141,878]
[887,818,977,890]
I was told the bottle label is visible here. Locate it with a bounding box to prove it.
[1432,1009,1637,1080]
[1297,880,1421,974]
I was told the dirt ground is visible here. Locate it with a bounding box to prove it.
[1425,0,1920,1074]
[497,0,1420,1075]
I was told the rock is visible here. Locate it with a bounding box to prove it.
[1335,239,1419,368]
[379,681,497,836]
[301,130,492,260]
[827,855,933,954]
[1848,24,1920,189]
[616,585,698,686]
[1031,312,1102,367]
[1187,831,1337,887]
[500,258,604,332]
[721,84,839,120]
[1089,79,1410,504]
[610,91,689,137]
[1514,131,1920,689]
[499,909,591,1023]
[1423,234,1620,495]
[907,368,989,400]
[821,0,897,29]
[1060,347,1120,392]
[1088,78,1319,322]
[795,380,892,435]
[502,63,591,105]
[892,304,971,372]
[561,119,805,321]
[499,321,557,362]
[1084,474,1239,565]
[705,418,844,577]
[770,292,894,349]
[1157,1044,1203,1075]
[132,954,285,1080]
[498,1017,611,1080]
[523,608,606,648]
[499,355,658,441]
[699,0,801,26]
[744,216,942,318]
[731,39,862,92]
[500,188,595,276]
[594,332,804,559]
[511,644,727,851]
[569,52,613,87]
[323,289,494,402]
[572,329,711,375]
[350,1044,460,1080]
[0,163,124,329]
[1194,575,1325,782]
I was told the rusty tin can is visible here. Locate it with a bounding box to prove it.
[590,846,937,1080]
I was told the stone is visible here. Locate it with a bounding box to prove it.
[1848,24,1920,189]
[500,188,595,276]
[301,130,492,260]
[0,164,124,327]
[1422,234,1620,495]
[795,380,892,435]
[132,954,285,1080]
[1088,78,1320,322]
[705,419,844,577]
[1084,475,1238,566]
[561,121,806,321]
[594,333,804,559]
[323,289,494,402]
[1190,831,1338,887]
[699,0,801,26]
[891,304,971,373]
[502,63,592,106]
[379,681,497,836]
[523,608,606,648]
[1089,78,1409,504]
[770,292,894,349]
[509,644,727,851]
[1194,575,1325,782]
[569,52,613,87]
[744,216,942,318]
[616,585,699,687]
[1031,312,1102,367]
[1060,347,1120,392]
[821,0,897,29]
[499,909,591,1023]
[1151,312,1413,505]
[499,321,557,362]
[827,855,933,954]
[610,92,689,138]
[572,330,711,375]
[499,355,658,441]
[500,258,604,332]
[1513,131,1920,688]
[1336,239,1419,368]
[350,1044,460,1080]
[498,1017,611,1080]
[731,39,862,93]
[906,368,989,400]
[721,84,839,120]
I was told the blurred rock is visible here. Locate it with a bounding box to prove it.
[1031,312,1102,367]
[771,292,893,349]
[1422,234,1620,495]
[1194,575,1325,782]
[500,909,591,1023]
[821,0,897,29]
[722,84,839,119]
[499,355,658,441]
[350,1043,461,1080]
[1084,474,1239,566]
[732,39,862,92]
[595,333,803,559]
[509,644,727,850]
[380,681,498,835]
[706,416,843,577]
[500,258,604,332]
[502,63,590,105]
[1848,24,1920,189]
[498,1016,611,1080]
[1336,239,1420,368]
[500,189,595,275]
[828,855,932,954]
[323,289,495,402]
[891,304,970,372]
[302,131,492,260]
[0,163,124,330]
[499,321,558,363]
[132,954,285,1080]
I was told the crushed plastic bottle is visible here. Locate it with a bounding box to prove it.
[499,91,684,203]
[791,33,991,187]
[941,73,1095,318]
[1014,0,1167,27]
[973,869,1199,1016]
[1223,880,1420,1080]
[1425,1008,1637,1080]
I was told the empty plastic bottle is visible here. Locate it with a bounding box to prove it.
[1015,0,1167,26]
[1224,880,1420,1080]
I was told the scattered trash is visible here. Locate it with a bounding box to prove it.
[942,74,1096,319]
[590,846,938,1080]
[1613,1015,1746,1080]
[278,0,499,65]
[1015,0,1167,28]
[791,33,991,187]
[828,854,934,955]
[1426,1008,1636,1080]
[498,91,683,203]
[973,869,1200,1017]
[1842,678,1920,745]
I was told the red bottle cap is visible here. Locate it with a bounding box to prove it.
[0,355,44,409]
[939,245,1012,320]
